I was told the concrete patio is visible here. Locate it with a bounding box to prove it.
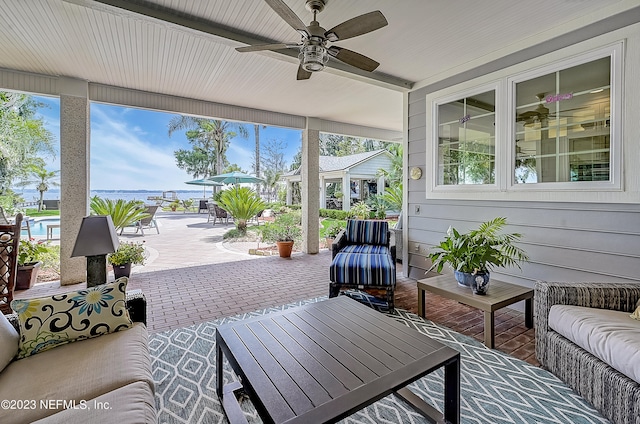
[15,211,537,365]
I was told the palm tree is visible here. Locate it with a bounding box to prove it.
[18,166,60,212]
[168,116,248,177]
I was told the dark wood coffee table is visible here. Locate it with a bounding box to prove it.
[417,275,534,348]
[216,296,460,424]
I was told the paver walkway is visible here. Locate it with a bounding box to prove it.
[15,211,537,365]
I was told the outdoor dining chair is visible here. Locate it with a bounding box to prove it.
[207,203,232,225]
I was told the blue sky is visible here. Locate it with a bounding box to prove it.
[34,96,302,190]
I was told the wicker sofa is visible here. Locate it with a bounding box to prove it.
[535,281,640,424]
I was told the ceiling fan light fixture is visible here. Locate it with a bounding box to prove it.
[299,44,328,72]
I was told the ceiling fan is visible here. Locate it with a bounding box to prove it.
[235,0,388,80]
[516,94,550,127]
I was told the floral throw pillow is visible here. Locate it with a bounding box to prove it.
[10,278,132,359]
[631,298,640,321]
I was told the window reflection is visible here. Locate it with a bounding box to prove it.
[514,57,611,183]
[438,91,496,185]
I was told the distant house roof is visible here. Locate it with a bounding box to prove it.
[284,150,390,177]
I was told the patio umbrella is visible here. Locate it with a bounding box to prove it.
[185,178,224,198]
[206,171,265,185]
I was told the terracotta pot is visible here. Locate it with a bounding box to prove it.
[113,263,132,279]
[16,262,41,290]
[276,241,294,258]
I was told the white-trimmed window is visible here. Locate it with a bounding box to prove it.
[427,42,623,199]
[508,43,622,191]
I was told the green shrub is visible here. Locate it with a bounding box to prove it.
[218,187,265,233]
[261,212,301,242]
[90,197,150,231]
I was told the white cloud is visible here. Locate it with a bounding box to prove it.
[90,107,193,190]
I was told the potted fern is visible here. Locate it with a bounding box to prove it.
[108,241,146,279]
[427,217,529,294]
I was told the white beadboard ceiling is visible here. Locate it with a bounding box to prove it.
[0,0,635,132]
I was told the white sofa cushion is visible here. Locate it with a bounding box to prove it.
[0,323,152,424]
[32,381,156,424]
[0,313,18,372]
[549,305,640,384]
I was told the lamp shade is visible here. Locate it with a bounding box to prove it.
[71,215,120,257]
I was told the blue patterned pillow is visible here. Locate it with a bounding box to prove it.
[10,278,132,359]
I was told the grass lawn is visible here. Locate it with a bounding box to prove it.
[25,209,60,217]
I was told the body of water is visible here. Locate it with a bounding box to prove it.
[16,189,209,204]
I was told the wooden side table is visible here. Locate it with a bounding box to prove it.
[417,275,534,348]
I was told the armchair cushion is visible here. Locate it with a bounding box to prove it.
[549,305,640,384]
[339,245,389,255]
[330,250,396,286]
[345,219,388,246]
[11,278,132,359]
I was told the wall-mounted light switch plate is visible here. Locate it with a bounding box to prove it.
[415,205,421,214]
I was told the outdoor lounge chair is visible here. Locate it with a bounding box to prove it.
[0,206,31,238]
[0,214,21,314]
[120,205,159,236]
[329,219,396,309]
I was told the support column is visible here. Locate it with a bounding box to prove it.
[285,180,292,205]
[342,172,350,211]
[59,78,90,285]
[319,176,326,210]
[302,118,320,254]
[377,175,385,195]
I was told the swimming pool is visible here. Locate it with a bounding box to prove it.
[23,218,60,239]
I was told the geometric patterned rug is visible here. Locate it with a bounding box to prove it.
[149,297,610,424]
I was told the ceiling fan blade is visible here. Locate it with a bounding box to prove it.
[327,47,379,72]
[325,11,388,42]
[236,43,297,53]
[297,65,312,80]
[264,0,309,37]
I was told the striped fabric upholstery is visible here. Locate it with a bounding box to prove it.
[339,245,389,255]
[345,220,388,246]
[329,250,396,286]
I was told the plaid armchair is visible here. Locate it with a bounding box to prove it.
[329,219,396,309]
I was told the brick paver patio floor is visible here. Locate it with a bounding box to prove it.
[16,211,537,365]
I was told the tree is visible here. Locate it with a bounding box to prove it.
[262,169,282,203]
[168,116,248,178]
[376,143,403,186]
[17,166,60,212]
[262,139,287,173]
[0,91,55,194]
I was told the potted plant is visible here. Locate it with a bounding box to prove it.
[427,217,529,295]
[349,202,371,220]
[260,212,301,258]
[16,239,50,290]
[108,241,146,279]
[324,221,345,248]
[169,199,180,212]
